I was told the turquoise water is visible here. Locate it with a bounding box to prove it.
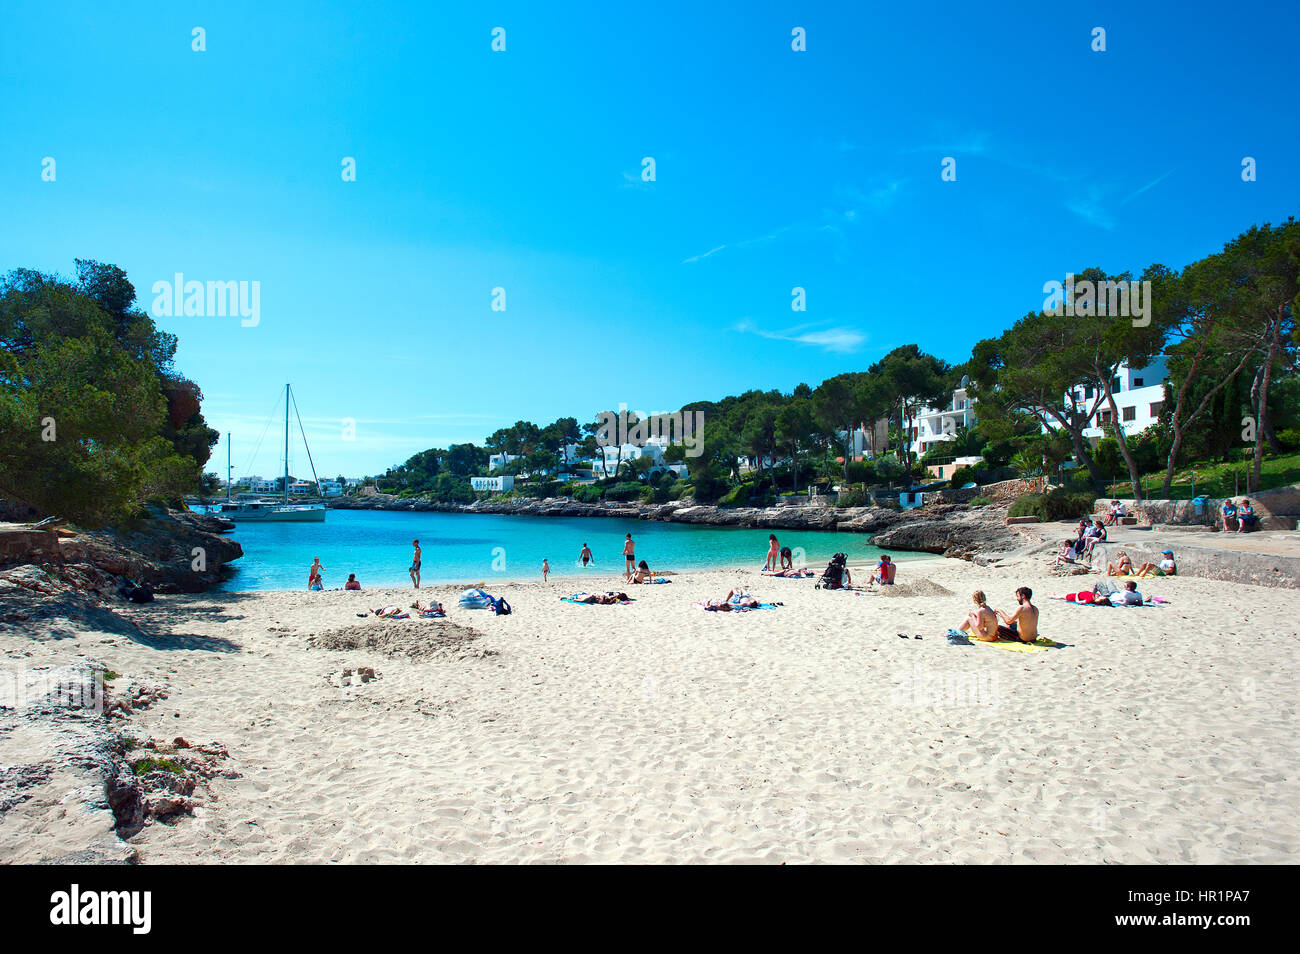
[213,510,904,591]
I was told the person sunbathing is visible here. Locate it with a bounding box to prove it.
[703,589,763,611]
[628,560,653,584]
[993,586,1038,642]
[1107,552,1133,576]
[411,599,444,615]
[573,591,631,604]
[1135,550,1176,578]
[765,566,811,577]
[371,605,402,618]
[957,590,1000,641]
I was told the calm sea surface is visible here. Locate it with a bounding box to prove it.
[212,509,908,591]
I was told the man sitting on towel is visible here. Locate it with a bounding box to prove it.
[993,587,1039,642]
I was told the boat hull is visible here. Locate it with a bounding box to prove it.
[225,504,327,522]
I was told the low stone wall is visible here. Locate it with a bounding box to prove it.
[1091,540,1300,589]
[1095,483,1300,530]
[979,477,1048,505]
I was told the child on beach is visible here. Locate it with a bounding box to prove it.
[542,559,550,582]
[409,540,422,589]
[764,534,780,572]
[308,558,325,590]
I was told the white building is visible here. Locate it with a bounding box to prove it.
[594,440,667,478]
[1069,357,1168,439]
[489,453,523,472]
[318,480,344,497]
[244,477,278,494]
[471,475,514,492]
[909,380,977,458]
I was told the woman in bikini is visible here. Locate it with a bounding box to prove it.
[1107,551,1133,576]
[764,534,780,572]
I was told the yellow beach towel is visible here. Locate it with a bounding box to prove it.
[974,637,1064,653]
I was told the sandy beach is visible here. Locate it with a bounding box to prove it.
[4,553,1298,864]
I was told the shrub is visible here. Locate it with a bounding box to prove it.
[836,488,868,508]
[950,465,979,489]
[1008,494,1046,520]
[967,495,992,507]
[602,481,645,501]
[571,485,602,503]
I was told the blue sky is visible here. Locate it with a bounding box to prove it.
[2,0,1297,479]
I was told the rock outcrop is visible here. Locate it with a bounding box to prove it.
[0,510,242,594]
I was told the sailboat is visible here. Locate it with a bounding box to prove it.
[220,384,327,523]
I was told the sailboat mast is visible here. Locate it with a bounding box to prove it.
[226,433,231,503]
[284,383,291,504]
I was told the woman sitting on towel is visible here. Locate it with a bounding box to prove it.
[629,560,653,584]
[1107,551,1133,576]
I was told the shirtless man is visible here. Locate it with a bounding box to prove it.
[307,557,325,590]
[622,534,635,575]
[958,590,999,642]
[580,543,592,567]
[994,587,1039,643]
[409,539,422,589]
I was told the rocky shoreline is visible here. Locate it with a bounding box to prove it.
[330,493,1031,560]
[0,510,243,598]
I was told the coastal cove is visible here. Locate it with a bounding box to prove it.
[216,509,911,591]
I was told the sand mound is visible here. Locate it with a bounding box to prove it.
[876,578,954,598]
[309,619,489,660]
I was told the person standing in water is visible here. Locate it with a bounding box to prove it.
[580,543,592,567]
[622,534,635,575]
[409,539,422,589]
[307,557,325,590]
[542,558,550,582]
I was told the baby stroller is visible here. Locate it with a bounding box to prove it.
[815,553,849,589]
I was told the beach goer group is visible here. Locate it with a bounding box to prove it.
[1221,498,1259,533]
[956,588,1039,643]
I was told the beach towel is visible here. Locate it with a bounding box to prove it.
[763,568,815,578]
[971,636,1064,652]
[418,608,445,618]
[643,577,672,584]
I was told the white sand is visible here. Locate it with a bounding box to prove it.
[5,557,1299,863]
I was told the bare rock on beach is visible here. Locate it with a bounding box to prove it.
[310,619,489,661]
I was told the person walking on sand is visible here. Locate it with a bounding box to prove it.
[623,534,635,574]
[580,543,592,567]
[764,534,780,572]
[542,559,550,582]
[957,590,999,641]
[994,587,1039,642]
[308,557,325,590]
[409,539,422,589]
